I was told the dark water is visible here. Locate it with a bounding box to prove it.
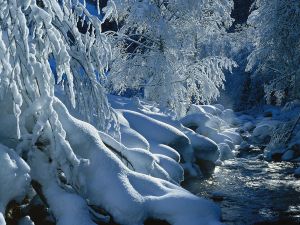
[183,152,300,225]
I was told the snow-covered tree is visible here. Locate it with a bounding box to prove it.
[246,0,300,105]
[106,0,237,117]
[0,1,222,224]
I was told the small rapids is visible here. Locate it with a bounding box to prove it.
[183,148,300,225]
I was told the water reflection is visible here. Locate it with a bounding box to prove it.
[183,155,300,225]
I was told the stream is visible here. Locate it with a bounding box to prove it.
[183,148,300,225]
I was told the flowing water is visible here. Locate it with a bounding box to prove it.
[183,149,300,225]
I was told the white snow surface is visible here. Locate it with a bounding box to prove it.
[0,144,31,224]
[109,97,241,176]
[0,94,244,225]
[52,98,224,225]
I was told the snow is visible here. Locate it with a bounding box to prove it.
[52,98,223,225]
[0,213,4,225]
[28,150,99,225]
[99,130,179,182]
[241,121,255,132]
[120,109,194,178]
[234,102,300,177]
[0,144,31,223]
[220,109,235,123]
[111,96,244,179]
[221,130,242,145]
[218,143,235,161]
[150,143,180,162]
[0,114,18,148]
[0,76,248,225]
[0,0,298,224]
[120,125,150,150]
[121,110,190,148]
[187,131,219,163]
[251,120,279,144]
[181,108,241,151]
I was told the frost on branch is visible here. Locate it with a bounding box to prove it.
[107,0,237,117]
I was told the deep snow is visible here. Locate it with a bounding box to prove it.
[1,92,299,225]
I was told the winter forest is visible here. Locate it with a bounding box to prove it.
[0,0,299,225]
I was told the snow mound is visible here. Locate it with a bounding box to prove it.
[218,143,234,161]
[121,110,190,149]
[120,125,150,150]
[186,131,219,163]
[221,130,242,145]
[99,130,181,183]
[52,98,223,225]
[252,120,279,144]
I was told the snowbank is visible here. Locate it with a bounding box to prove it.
[109,96,240,177]
[120,125,150,150]
[121,110,190,149]
[52,98,223,225]
[0,93,238,224]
